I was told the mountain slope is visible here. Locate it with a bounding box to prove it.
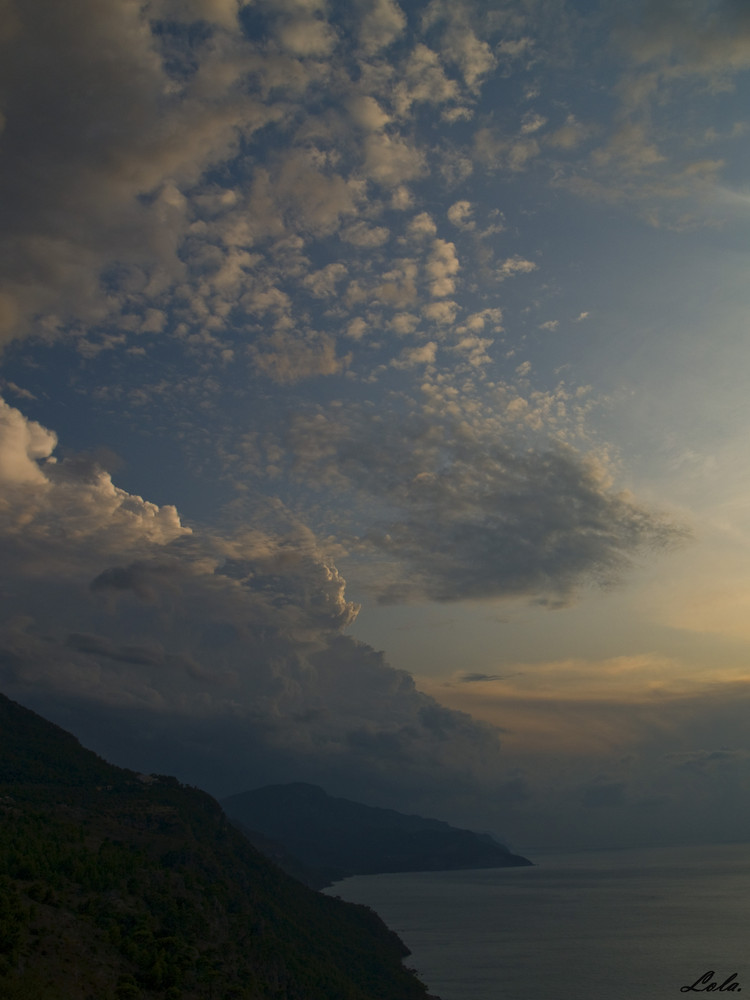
[222,782,532,885]
[0,694,434,1000]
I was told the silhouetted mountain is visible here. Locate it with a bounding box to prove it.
[222,782,532,886]
[0,694,435,1000]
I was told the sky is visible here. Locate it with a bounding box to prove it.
[2,0,750,852]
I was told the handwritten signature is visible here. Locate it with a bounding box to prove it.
[681,971,741,992]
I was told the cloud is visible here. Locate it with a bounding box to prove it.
[407,212,438,240]
[0,0,277,345]
[286,405,687,605]
[341,222,391,248]
[0,396,57,485]
[391,342,438,369]
[0,398,187,575]
[425,239,460,297]
[616,0,750,90]
[0,397,507,808]
[447,200,475,230]
[458,673,510,683]
[249,330,352,383]
[497,256,537,280]
[357,0,406,55]
[303,262,349,298]
[347,95,391,131]
[418,662,750,848]
[394,43,460,115]
[363,133,427,187]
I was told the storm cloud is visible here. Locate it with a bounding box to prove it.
[0,395,504,809]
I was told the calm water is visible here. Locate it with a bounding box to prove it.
[326,843,750,1000]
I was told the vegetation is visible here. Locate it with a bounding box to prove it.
[223,783,531,886]
[0,694,434,1000]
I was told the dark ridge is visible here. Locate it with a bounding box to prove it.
[0,693,436,1000]
[223,781,533,886]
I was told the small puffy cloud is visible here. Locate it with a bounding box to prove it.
[371,259,418,308]
[389,312,419,336]
[274,6,337,56]
[363,133,427,187]
[441,105,473,123]
[539,320,559,332]
[450,334,493,368]
[447,200,475,230]
[497,256,537,281]
[390,185,414,211]
[303,262,348,298]
[273,153,360,234]
[521,112,547,135]
[394,43,460,115]
[459,307,503,333]
[341,221,391,247]
[250,330,351,383]
[420,2,495,91]
[346,317,368,340]
[407,212,438,241]
[358,0,406,54]
[447,28,496,91]
[423,299,458,325]
[426,238,460,297]
[391,342,438,369]
[347,95,391,131]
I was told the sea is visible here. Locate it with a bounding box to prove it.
[325,843,750,1000]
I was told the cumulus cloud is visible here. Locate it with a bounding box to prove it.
[497,255,537,280]
[358,0,406,54]
[0,397,505,806]
[447,200,475,230]
[391,342,438,369]
[394,43,460,115]
[0,396,57,485]
[249,330,351,383]
[347,95,391,131]
[0,0,279,345]
[0,398,187,577]
[363,133,427,187]
[341,222,391,247]
[425,238,460,297]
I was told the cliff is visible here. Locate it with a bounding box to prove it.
[0,693,433,1000]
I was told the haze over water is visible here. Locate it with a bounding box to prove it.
[328,843,750,1000]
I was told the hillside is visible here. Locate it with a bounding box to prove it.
[222,783,532,886]
[0,694,434,1000]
